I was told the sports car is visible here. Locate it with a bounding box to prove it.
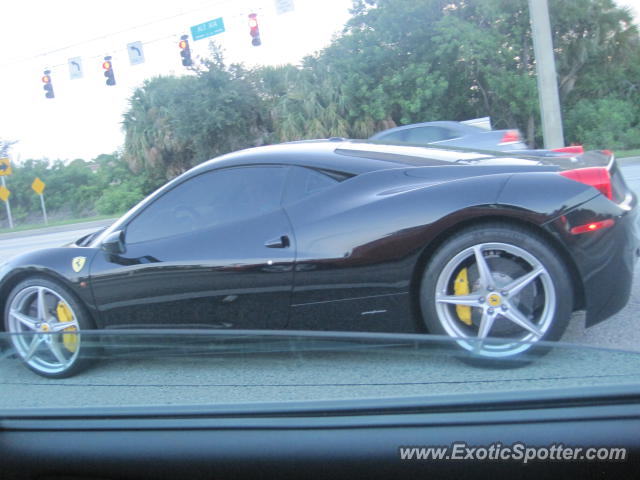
[1,140,638,377]
[369,120,529,151]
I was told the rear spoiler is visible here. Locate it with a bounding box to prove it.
[539,149,614,171]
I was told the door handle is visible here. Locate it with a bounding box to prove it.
[264,235,290,248]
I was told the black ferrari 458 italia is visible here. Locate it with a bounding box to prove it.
[2,140,638,377]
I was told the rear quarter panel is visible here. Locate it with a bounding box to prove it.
[285,167,605,333]
[285,170,509,332]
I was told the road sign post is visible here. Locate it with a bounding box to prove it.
[0,158,13,229]
[0,177,13,229]
[40,193,48,225]
[32,177,47,225]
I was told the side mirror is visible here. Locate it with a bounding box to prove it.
[101,230,125,255]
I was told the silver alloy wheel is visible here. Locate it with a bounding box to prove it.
[434,242,556,357]
[7,285,81,375]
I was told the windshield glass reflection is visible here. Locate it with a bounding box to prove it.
[2,330,640,410]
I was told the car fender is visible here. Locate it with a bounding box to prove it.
[0,247,101,329]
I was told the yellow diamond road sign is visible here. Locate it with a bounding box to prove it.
[0,158,12,176]
[0,186,10,202]
[32,177,45,195]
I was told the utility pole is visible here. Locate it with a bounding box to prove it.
[528,0,565,149]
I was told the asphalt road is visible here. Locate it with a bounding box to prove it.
[0,219,113,261]
[1,163,640,409]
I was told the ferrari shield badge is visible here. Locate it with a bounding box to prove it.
[71,256,86,273]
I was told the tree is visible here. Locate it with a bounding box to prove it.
[123,45,268,180]
[121,0,640,175]
[327,0,639,147]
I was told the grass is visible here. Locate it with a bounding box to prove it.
[0,214,120,235]
[615,149,640,159]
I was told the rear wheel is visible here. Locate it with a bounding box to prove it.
[420,224,573,358]
[4,277,96,378]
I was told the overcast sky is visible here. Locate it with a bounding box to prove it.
[0,0,637,163]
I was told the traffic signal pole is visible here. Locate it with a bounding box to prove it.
[528,0,565,149]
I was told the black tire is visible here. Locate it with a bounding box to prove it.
[4,276,97,378]
[419,223,573,360]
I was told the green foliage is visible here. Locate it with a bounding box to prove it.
[123,45,267,180]
[0,152,158,227]
[564,97,640,150]
[119,0,640,176]
[94,185,144,215]
[91,154,160,215]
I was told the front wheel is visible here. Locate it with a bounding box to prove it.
[420,224,573,358]
[4,277,96,378]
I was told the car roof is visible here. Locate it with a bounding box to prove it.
[189,140,509,177]
[369,121,482,139]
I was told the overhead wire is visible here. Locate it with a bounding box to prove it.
[0,0,264,70]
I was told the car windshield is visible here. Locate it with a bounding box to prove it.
[0,0,639,418]
[2,330,640,410]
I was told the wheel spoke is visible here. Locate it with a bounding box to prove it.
[24,335,44,361]
[48,338,69,366]
[473,245,494,289]
[36,287,47,321]
[51,320,79,332]
[436,294,482,306]
[10,310,39,330]
[477,311,495,339]
[502,303,543,337]
[471,310,496,353]
[504,266,544,297]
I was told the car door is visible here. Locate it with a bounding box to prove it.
[89,165,294,330]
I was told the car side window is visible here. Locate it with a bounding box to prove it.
[378,129,408,142]
[403,126,456,144]
[283,166,340,205]
[126,166,288,244]
[441,127,462,140]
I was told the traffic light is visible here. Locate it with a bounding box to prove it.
[248,13,261,46]
[102,56,116,86]
[42,70,54,99]
[179,35,193,67]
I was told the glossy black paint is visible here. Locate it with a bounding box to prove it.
[89,207,295,329]
[0,141,636,333]
[0,247,101,324]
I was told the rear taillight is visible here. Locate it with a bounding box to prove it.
[552,145,584,154]
[500,130,520,144]
[559,167,613,200]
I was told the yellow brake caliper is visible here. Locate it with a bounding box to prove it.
[454,268,472,325]
[56,301,78,353]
